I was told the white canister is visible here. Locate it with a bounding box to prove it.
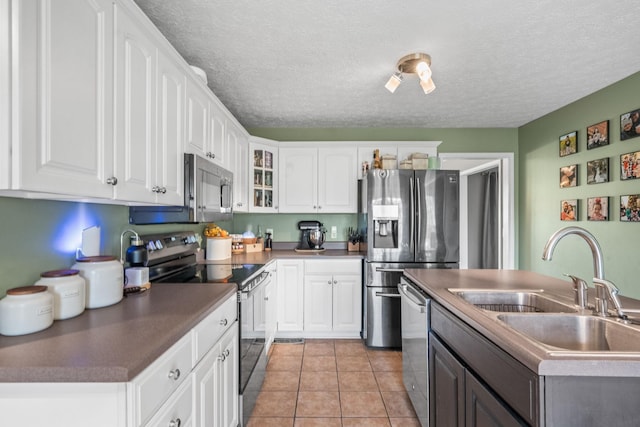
[72,256,124,309]
[35,269,86,320]
[206,237,232,260]
[0,285,54,336]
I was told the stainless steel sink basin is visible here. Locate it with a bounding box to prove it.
[497,314,640,352]
[449,290,577,313]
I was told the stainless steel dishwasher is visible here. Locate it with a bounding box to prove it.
[399,276,430,427]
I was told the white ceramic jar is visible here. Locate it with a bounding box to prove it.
[72,256,124,309]
[35,269,86,320]
[0,285,54,336]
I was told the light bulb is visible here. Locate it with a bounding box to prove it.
[385,72,403,93]
[415,61,432,82]
[420,77,436,94]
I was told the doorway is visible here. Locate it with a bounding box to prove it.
[439,153,515,269]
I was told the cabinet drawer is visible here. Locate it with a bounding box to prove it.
[304,259,361,275]
[129,333,193,426]
[145,375,193,427]
[193,294,237,363]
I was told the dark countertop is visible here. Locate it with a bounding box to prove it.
[202,249,365,265]
[404,269,640,377]
[0,283,236,383]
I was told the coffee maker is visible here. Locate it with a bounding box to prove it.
[296,220,325,251]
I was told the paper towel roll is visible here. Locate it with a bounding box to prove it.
[81,226,100,257]
[206,237,231,260]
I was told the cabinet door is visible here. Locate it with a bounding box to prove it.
[155,50,186,206]
[304,274,333,332]
[429,333,465,427]
[465,370,524,427]
[209,102,226,166]
[276,259,304,332]
[186,78,209,157]
[16,0,114,198]
[318,147,358,213]
[249,139,278,212]
[218,323,239,427]
[113,7,157,203]
[278,147,317,213]
[332,274,362,332]
[232,131,249,212]
[264,268,277,354]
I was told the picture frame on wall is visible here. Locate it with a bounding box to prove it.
[559,131,578,157]
[620,151,640,180]
[586,158,609,184]
[587,197,608,221]
[559,164,577,188]
[561,199,578,221]
[620,194,640,222]
[587,120,609,149]
[620,109,640,141]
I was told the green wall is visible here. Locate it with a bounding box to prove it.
[519,72,640,297]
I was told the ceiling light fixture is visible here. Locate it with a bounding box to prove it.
[385,52,436,94]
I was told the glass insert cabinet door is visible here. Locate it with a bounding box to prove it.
[250,145,277,212]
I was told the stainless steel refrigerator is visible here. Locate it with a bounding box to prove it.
[363,169,459,348]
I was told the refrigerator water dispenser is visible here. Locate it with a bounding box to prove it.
[372,205,399,248]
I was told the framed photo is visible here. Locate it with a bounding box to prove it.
[561,199,578,221]
[620,109,640,141]
[620,151,640,180]
[620,194,640,222]
[587,197,608,221]
[559,164,577,188]
[587,120,609,149]
[586,158,609,184]
[559,131,578,157]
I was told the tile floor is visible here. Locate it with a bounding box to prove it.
[247,339,420,427]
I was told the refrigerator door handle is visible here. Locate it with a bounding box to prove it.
[375,267,405,273]
[416,177,422,245]
[410,176,415,252]
[375,291,401,298]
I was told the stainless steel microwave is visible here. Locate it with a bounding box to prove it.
[129,153,233,224]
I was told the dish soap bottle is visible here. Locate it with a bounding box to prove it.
[264,232,272,251]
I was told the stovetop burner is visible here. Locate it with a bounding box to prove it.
[153,262,265,288]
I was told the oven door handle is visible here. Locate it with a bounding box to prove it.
[239,275,269,300]
[398,283,427,313]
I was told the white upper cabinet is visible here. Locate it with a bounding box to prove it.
[185,77,210,160]
[230,123,249,212]
[249,137,279,213]
[10,0,115,198]
[279,144,357,213]
[209,101,228,168]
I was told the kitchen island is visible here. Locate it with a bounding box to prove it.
[404,268,640,426]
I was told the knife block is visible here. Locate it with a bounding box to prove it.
[348,242,360,252]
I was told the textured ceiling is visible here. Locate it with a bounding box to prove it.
[133,0,640,129]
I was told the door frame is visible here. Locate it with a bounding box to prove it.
[439,153,515,269]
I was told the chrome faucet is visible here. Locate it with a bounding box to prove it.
[542,226,606,314]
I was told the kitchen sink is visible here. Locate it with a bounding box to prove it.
[449,290,577,313]
[497,314,640,352]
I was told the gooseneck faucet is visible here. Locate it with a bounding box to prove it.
[542,226,607,314]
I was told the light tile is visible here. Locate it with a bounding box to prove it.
[267,355,303,371]
[262,370,301,391]
[374,371,405,391]
[381,391,417,418]
[389,418,422,427]
[271,344,305,357]
[337,355,371,372]
[300,370,339,391]
[247,417,294,426]
[340,391,387,418]
[304,342,336,356]
[296,391,341,417]
[369,355,403,372]
[335,342,368,357]
[338,370,379,392]
[252,391,298,417]
[343,418,392,427]
[302,355,337,372]
[294,417,342,426]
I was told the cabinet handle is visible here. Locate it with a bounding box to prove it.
[159,187,167,194]
[327,280,332,284]
[218,354,226,362]
[318,206,322,209]
[223,349,230,357]
[168,418,181,427]
[219,318,228,326]
[264,296,269,301]
[106,177,118,186]
[168,368,181,380]
[333,280,337,284]
[152,186,159,193]
[237,202,243,207]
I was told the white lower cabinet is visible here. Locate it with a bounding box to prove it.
[303,259,362,337]
[0,294,238,427]
[276,259,305,334]
[193,322,239,427]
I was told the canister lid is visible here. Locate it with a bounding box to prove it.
[40,269,80,278]
[75,255,117,263]
[7,285,48,295]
